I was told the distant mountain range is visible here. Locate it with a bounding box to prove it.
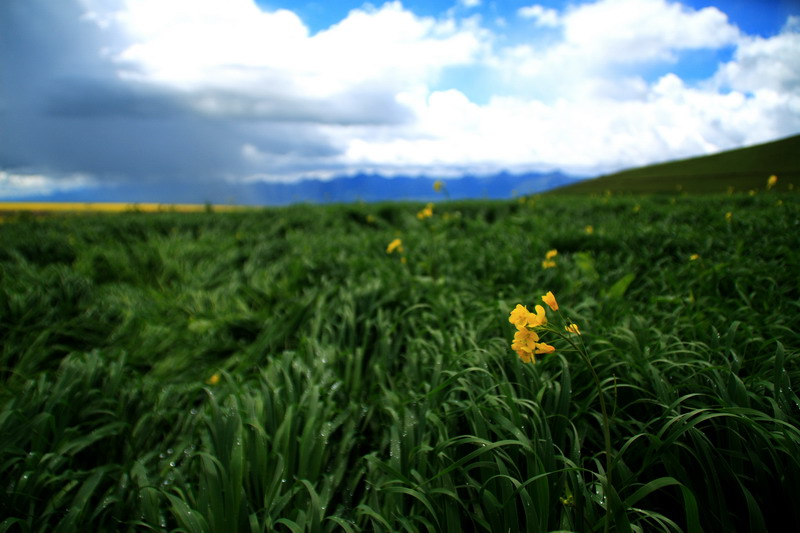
[10,134,798,205]
[16,171,582,206]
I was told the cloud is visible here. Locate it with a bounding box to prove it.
[712,16,800,94]
[339,4,800,175]
[0,171,93,199]
[1,0,798,198]
[518,5,560,27]
[101,0,486,113]
[498,0,743,101]
[561,0,740,63]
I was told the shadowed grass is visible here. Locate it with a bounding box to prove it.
[1,193,798,531]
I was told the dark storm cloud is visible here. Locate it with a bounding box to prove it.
[44,79,190,119]
[0,0,220,182]
[179,87,413,126]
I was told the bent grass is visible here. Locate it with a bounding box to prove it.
[1,193,798,531]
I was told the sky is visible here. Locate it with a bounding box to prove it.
[1,0,799,200]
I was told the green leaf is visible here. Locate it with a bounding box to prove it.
[604,273,636,300]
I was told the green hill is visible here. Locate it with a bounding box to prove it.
[551,133,800,194]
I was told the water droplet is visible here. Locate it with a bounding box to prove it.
[169,461,176,467]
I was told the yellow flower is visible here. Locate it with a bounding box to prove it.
[542,249,558,268]
[585,225,594,235]
[633,204,641,213]
[565,323,581,335]
[725,211,732,222]
[509,304,547,330]
[206,372,221,385]
[767,174,778,190]
[509,304,531,329]
[542,291,558,311]
[689,254,700,261]
[433,180,444,192]
[386,238,403,254]
[416,203,434,220]
[511,328,555,364]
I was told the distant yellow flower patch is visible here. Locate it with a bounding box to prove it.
[206,373,221,385]
[0,202,246,213]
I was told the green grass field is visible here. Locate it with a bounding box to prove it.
[1,191,799,532]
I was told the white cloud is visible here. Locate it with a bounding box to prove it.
[459,0,481,8]
[497,0,743,102]
[60,0,800,184]
[92,0,487,107]
[0,171,93,198]
[712,20,800,94]
[340,60,799,176]
[562,0,740,63]
[518,5,560,27]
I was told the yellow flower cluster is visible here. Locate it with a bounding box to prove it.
[417,203,434,220]
[508,291,560,364]
[542,249,558,269]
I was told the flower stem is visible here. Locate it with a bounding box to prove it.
[558,325,613,532]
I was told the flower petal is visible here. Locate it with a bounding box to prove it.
[542,291,558,311]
